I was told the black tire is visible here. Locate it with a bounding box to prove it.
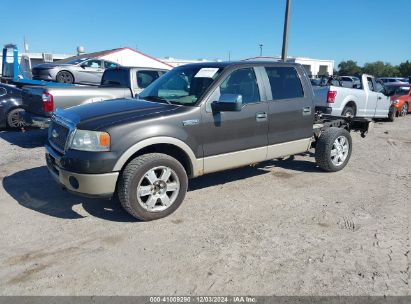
[341,106,355,117]
[387,106,396,122]
[400,103,408,117]
[56,71,74,84]
[315,127,352,172]
[6,108,26,128]
[117,153,188,221]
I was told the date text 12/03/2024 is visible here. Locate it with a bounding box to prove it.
[149,296,257,303]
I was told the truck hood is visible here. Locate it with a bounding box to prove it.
[55,99,180,130]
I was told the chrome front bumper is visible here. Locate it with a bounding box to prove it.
[45,145,119,198]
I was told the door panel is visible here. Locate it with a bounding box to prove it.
[77,59,104,84]
[263,66,313,146]
[201,67,269,170]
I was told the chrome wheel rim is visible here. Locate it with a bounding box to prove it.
[330,136,349,167]
[8,109,25,128]
[136,166,180,212]
[58,72,72,83]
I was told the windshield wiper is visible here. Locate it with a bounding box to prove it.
[140,95,172,105]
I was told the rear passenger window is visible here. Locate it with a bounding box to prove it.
[104,61,118,69]
[265,67,304,100]
[137,71,161,89]
[219,68,260,104]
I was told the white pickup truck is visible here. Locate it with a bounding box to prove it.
[314,74,395,120]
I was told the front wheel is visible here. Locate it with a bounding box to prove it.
[315,127,352,172]
[117,153,188,221]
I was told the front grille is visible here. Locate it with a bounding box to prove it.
[49,121,70,153]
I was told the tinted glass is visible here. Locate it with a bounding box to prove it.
[84,60,102,68]
[137,71,161,89]
[62,57,89,65]
[265,67,304,100]
[104,61,118,69]
[139,66,222,105]
[101,69,129,87]
[219,68,260,104]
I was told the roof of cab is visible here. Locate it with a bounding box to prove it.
[177,60,301,69]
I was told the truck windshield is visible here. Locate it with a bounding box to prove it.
[139,66,222,106]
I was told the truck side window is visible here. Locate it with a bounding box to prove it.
[265,67,304,100]
[367,77,375,91]
[219,68,260,104]
[137,71,161,89]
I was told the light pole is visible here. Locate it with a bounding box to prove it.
[259,44,263,57]
[281,0,291,61]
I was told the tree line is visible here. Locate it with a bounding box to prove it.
[336,60,411,78]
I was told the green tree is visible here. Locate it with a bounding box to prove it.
[362,61,400,77]
[398,61,411,77]
[337,60,362,76]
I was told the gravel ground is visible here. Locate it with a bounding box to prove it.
[0,117,409,296]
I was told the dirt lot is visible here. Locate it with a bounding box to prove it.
[0,117,409,296]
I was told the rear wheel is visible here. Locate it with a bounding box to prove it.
[400,103,408,117]
[56,71,74,84]
[7,108,26,128]
[341,106,355,117]
[315,127,352,172]
[387,106,396,122]
[118,153,188,221]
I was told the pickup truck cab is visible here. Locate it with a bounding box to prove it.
[314,74,395,120]
[45,61,370,221]
[22,67,167,128]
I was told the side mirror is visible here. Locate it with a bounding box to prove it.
[80,63,86,69]
[211,94,243,112]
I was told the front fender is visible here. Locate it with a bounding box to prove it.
[112,136,202,176]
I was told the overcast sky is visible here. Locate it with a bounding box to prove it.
[4,0,410,65]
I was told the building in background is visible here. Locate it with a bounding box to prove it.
[245,56,334,77]
[0,45,334,78]
[161,57,222,67]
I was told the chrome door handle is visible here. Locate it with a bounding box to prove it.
[302,106,312,115]
[256,112,268,122]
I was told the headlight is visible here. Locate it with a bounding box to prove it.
[70,130,111,152]
[393,100,400,105]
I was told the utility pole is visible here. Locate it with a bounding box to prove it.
[228,50,231,61]
[259,44,263,57]
[281,0,291,61]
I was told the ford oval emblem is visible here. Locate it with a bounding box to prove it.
[52,129,59,138]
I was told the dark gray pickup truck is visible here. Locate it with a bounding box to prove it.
[45,61,371,221]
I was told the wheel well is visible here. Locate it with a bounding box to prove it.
[122,144,193,177]
[57,70,75,81]
[344,101,357,114]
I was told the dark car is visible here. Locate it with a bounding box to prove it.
[0,83,24,128]
[32,57,120,85]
